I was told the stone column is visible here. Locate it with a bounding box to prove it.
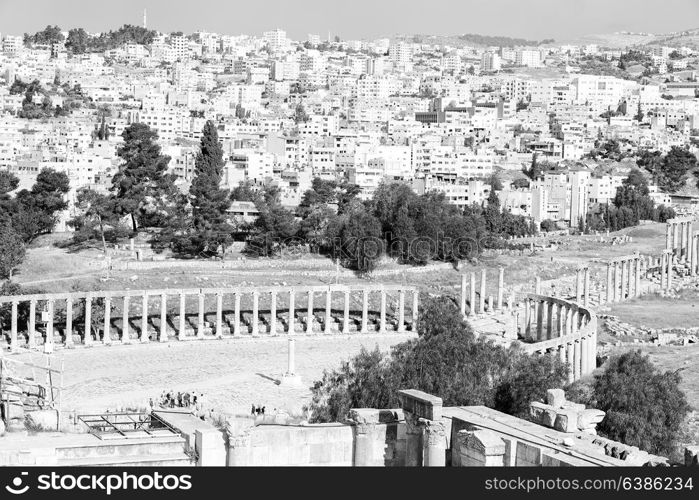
[270,292,277,335]
[581,336,588,375]
[615,262,622,302]
[546,301,554,340]
[252,291,259,336]
[404,413,423,467]
[215,293,223,338]
[576,269,582,303]
[460,274,467,315]
[469,272,476,316]
[412,290,419,332]
[287,338,296,375]
[686,227,693,270]
[574,340,582,381]
[620,259,626,300]
[535,276,541,294]
[666,251,673,291]
[324,289,332,334]
[343,290,350,334]
[660,253,667,289]
[178,292,186,340]
[557,304,565,338]
[479,269,487,314]
[583,267,590,307]
[160,293,168,342]
[288,290,295,335]
[497,267,504,310]
[197,292,205,338]
[398,290,406,333]
[226,426,252,466]
[103,296,111,345]
[524,299,531,338]
[536,300,545,341]
[566,341,575,384]
[666,223,672,250]
[28,299,36,348]
[361,289,369,333]
[64,297,73,347]
[627,259,633,298]
[141,293,149,342]
[635,256,641,297]
[421,419,446,467]
[234,292,241,335]
[84,295,92,345]
[122,295,130,344]
[10,301,18,351]
[305,290,314,334]
[349,410,382,467]
[606,263,613,304]
[379,289,387,333]
[45,299,54,349]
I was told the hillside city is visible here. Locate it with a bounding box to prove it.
[1,22,698,239]
[1,15,699,472]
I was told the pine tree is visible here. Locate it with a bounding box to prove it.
[111,123,173,232]
[175,120,232,258]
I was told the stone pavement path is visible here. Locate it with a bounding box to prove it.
[15,334,414,418]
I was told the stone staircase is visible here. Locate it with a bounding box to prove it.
[54,435,194,467]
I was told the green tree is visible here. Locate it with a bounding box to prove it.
[484,186,502,234]
[336,204,383,272]
[13,168,70,240]
[111,123,173,233]
[68,189,117,253]
[306,295,567,423]
[65,28,89,54]
[294,103,309,123]
[0,222,26,280]
[579,350,690,459]
[173,121,232,258]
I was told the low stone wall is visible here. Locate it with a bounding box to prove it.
[225,412,407,466]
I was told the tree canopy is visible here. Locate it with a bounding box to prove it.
[306,295,567,422]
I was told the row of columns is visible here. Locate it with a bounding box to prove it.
[575,266,590,307]
[666,218,694,263]
[605,253,643,303]
[460,267,514,316]
[1,287,419,351]
[521,297,580,343]
[520,295,597,383]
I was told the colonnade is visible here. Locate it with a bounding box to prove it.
[460,267,514,316]
[666,217,694,263]
[604,253,643,303]
[0,285,419,351]
[518,294,597,383]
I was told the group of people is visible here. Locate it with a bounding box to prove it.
[251,404,267,416]
[152,390,204,411]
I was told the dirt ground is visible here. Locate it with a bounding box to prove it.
[608,289,699,329]
[12,333,414,418]
[6,222,695,420]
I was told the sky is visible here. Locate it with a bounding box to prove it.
[1,0,698,42]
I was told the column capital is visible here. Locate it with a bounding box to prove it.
[404,411,422,435]
[418,418,446,446]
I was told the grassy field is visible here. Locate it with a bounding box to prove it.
[608,289,699,329]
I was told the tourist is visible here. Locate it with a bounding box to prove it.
[251,404,256,415]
